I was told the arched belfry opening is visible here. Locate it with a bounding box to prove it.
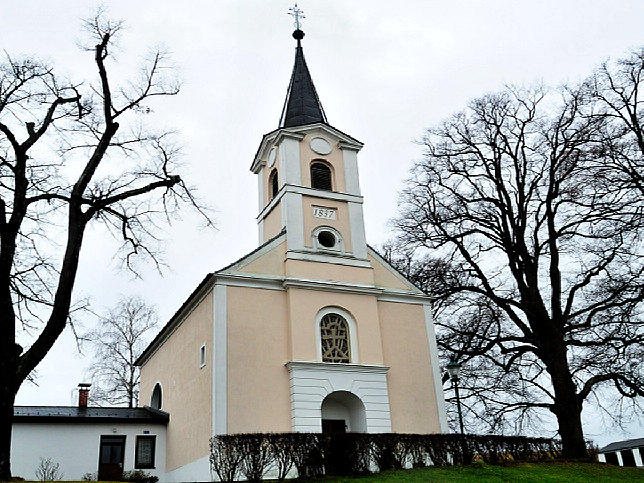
[321,391,366,434]
[310,161,332,191]
[269,168,279,199]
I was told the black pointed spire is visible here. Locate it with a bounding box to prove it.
[279,28,327,128]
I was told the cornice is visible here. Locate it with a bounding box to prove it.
[257,184,363,221]
[213,273,285,291]
[283,277,382,295]
[285,360,390,374]
[285,249,372,267]
[251,123,363,173]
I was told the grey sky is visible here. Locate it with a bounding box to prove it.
[6,1,644,446]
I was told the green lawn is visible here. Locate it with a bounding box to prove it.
[299,462,642,482]
[20,462,643,483]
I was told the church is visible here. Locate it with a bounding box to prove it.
[134,20,447,482]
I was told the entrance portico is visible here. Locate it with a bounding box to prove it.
[286,361,392,433]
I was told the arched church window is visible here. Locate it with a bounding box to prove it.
[150,383,162,410]
[321,313,350,363]
[311,161,332,191]
[269,169,279,199]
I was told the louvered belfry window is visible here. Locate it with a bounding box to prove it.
[321,313,350,363]
[311,161,332,191]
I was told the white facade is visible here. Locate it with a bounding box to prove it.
[11,421,166,481]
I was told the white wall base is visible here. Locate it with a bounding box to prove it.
[162,455,210,482]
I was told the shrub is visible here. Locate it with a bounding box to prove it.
[238,434,274,482]
[121,469,159,483]
[265,433,296,480]
[370,433,408,471]
[210,435,244,482]
[290,433,324,478]
[323,433,371,476]
[209,431,564,480]
[34,457,63,481]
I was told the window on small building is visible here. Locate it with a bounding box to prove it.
[269,169,279,199]
[620,449,636,467]
[310,161,332,191]
[135,435,156,469]
[200,344,206,368]
[604,451,619,465]
[320,313,350,363]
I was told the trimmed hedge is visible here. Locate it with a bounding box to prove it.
[209,432,564,480]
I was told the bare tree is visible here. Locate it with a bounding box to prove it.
[393,50,644,459]
[85,296,158,408]
[384,248,561,436]
[0,14,211,479]
[584,48,644,195]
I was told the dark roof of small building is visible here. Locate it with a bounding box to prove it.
[279,30,327,128]
[600,437,644,453]
[14,406,169,424]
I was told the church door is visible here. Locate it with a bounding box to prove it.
[322,419,346,434]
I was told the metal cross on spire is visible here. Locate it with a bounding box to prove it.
[288,2,305,30]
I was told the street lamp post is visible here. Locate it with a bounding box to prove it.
[446,359,465,435]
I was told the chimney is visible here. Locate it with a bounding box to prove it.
[78,383,91,408]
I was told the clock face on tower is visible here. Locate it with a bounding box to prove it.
[267,147,277,167]
[310,136,332,155]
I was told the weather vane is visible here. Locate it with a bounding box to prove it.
[288,2,305,30]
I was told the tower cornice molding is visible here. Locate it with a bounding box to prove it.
[251,123,363,173]
[256,183,364,221]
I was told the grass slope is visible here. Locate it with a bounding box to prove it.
[302,462,642,482]
[22,463,642,483]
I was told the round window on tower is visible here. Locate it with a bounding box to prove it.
[312,226,344,252]
[317,230,336,248]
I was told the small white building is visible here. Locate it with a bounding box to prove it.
[12,388,168,481]
[598,438,644,467]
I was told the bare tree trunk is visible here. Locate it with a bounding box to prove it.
[543,342,588,459]
[0,380,17,480]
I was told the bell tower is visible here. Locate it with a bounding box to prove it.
[250,23,369,268]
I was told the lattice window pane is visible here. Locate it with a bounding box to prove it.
[135,435,156,469]
[321,314,350,363]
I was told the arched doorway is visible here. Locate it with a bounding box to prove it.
[321,391,366,433]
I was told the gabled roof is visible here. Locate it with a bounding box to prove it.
[600,437,644,453]
[279,29,327,128]
[14,406,169,424]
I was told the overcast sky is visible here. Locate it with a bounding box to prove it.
[6,1,644,446]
